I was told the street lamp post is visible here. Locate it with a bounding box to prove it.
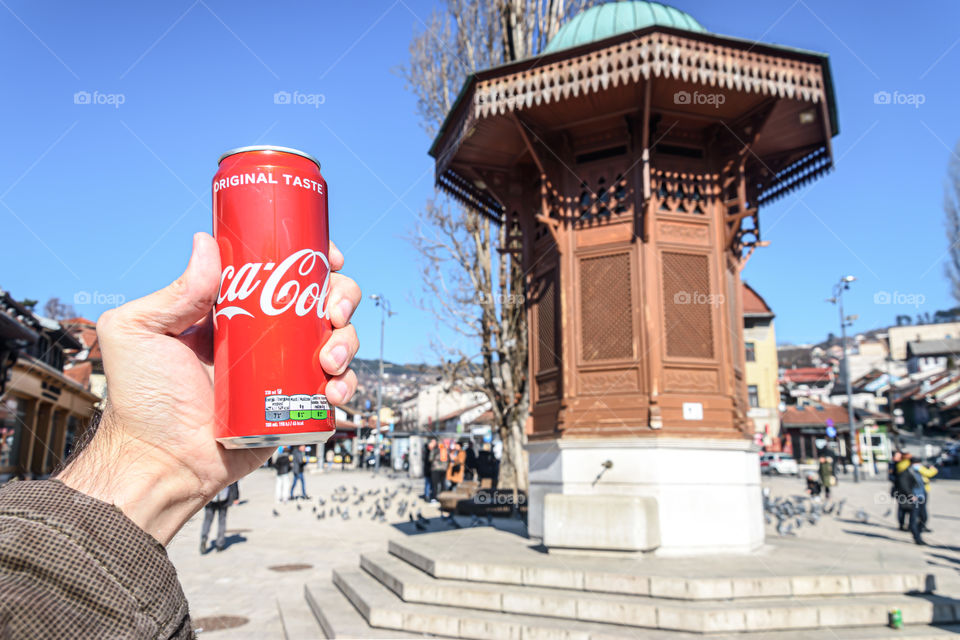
[369,294,395,473]
[827,276,859,482]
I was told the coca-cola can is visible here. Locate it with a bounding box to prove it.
[212,145,336,448]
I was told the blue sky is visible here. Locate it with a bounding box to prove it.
[0,0,958,364]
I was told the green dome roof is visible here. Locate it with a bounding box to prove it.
[543,1,706,54]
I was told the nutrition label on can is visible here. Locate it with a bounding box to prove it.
[265,393,330,421]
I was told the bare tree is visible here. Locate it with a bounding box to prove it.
[402,0,595,492]
[44,297,76,321]
[945,141,960,304]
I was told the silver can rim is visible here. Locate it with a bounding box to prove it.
[219,145,320,170]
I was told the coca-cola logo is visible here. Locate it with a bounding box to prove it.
[216,248,331,320]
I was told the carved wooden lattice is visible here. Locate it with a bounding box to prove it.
[653,170,719,215]
[579,253,634,361]
[661,252,714,359]
[577,173,631,223]
[536,271,559,373]
[474,32,826,119]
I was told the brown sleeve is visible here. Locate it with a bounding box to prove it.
[0,480,192,639]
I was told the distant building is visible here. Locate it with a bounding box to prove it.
[780,401,891,465]
[780,367,835,405]
[741,283,780,447]
[0,291,99,480]
[434,401,492,435]
[905,339,960,374]
[397,380,488,432]
[893,370,960,433]
[888,322,960,361]
[61,317,106,404]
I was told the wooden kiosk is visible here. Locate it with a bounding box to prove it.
[429,1,838,554]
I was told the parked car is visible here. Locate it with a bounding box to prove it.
[760,453,799,476]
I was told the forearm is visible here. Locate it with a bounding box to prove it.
[0,480,192,639]
[57,412,207,546]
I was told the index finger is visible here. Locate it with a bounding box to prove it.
[329,240,344,271]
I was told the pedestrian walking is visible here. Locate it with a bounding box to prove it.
[901,461,928,545]
[200,482,238,554]
[464,440,478,481]
[805,473,823,498]
[446,442,466,489]
[889,451,909,530]
[429,440,448,503]
[896,453,937,533]
[290,445,309,500]
[818,456,834,499]
[274,447,293,504]
[423,438,436,501]
[913,457,938,533]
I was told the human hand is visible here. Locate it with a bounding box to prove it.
[58,232,360,544]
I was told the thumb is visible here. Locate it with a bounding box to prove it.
[115,232,221,336]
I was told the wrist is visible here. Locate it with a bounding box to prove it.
[57,417,206,545]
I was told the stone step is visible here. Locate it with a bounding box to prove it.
[325,564,960,639]
[277,593,324,640]
[388,537,932,600]
[303,578,424,639]
[361,551,960,634]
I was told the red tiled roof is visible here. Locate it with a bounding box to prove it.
[781,403,849,427]
[63,361,92,389]
[781,367,833,384]
[741,282,773,316]
[62,317,96,327]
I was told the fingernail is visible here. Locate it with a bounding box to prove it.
[333,380,349,401]
[330,344,347,369]
[337,298,353,323]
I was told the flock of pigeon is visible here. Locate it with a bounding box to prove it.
[763,492,873,536]
[269,479,495,530]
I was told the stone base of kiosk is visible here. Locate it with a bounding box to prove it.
[527,437,764,556]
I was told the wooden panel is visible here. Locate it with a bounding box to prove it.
[576,220,632,248]
[663,368,719,393]
[661,252,715,359]
[658,221,710,246]
[579,368,640,395]
[579,253,634,362]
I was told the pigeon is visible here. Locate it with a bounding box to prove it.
[312,506,317,514]
[296,504,301,511]
[855,509,868,524]
[836,499,846,518]
[883,508,892,518]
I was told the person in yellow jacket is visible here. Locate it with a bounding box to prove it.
[896,453,937,533]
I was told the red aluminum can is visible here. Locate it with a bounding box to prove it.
[212,145,336,448]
